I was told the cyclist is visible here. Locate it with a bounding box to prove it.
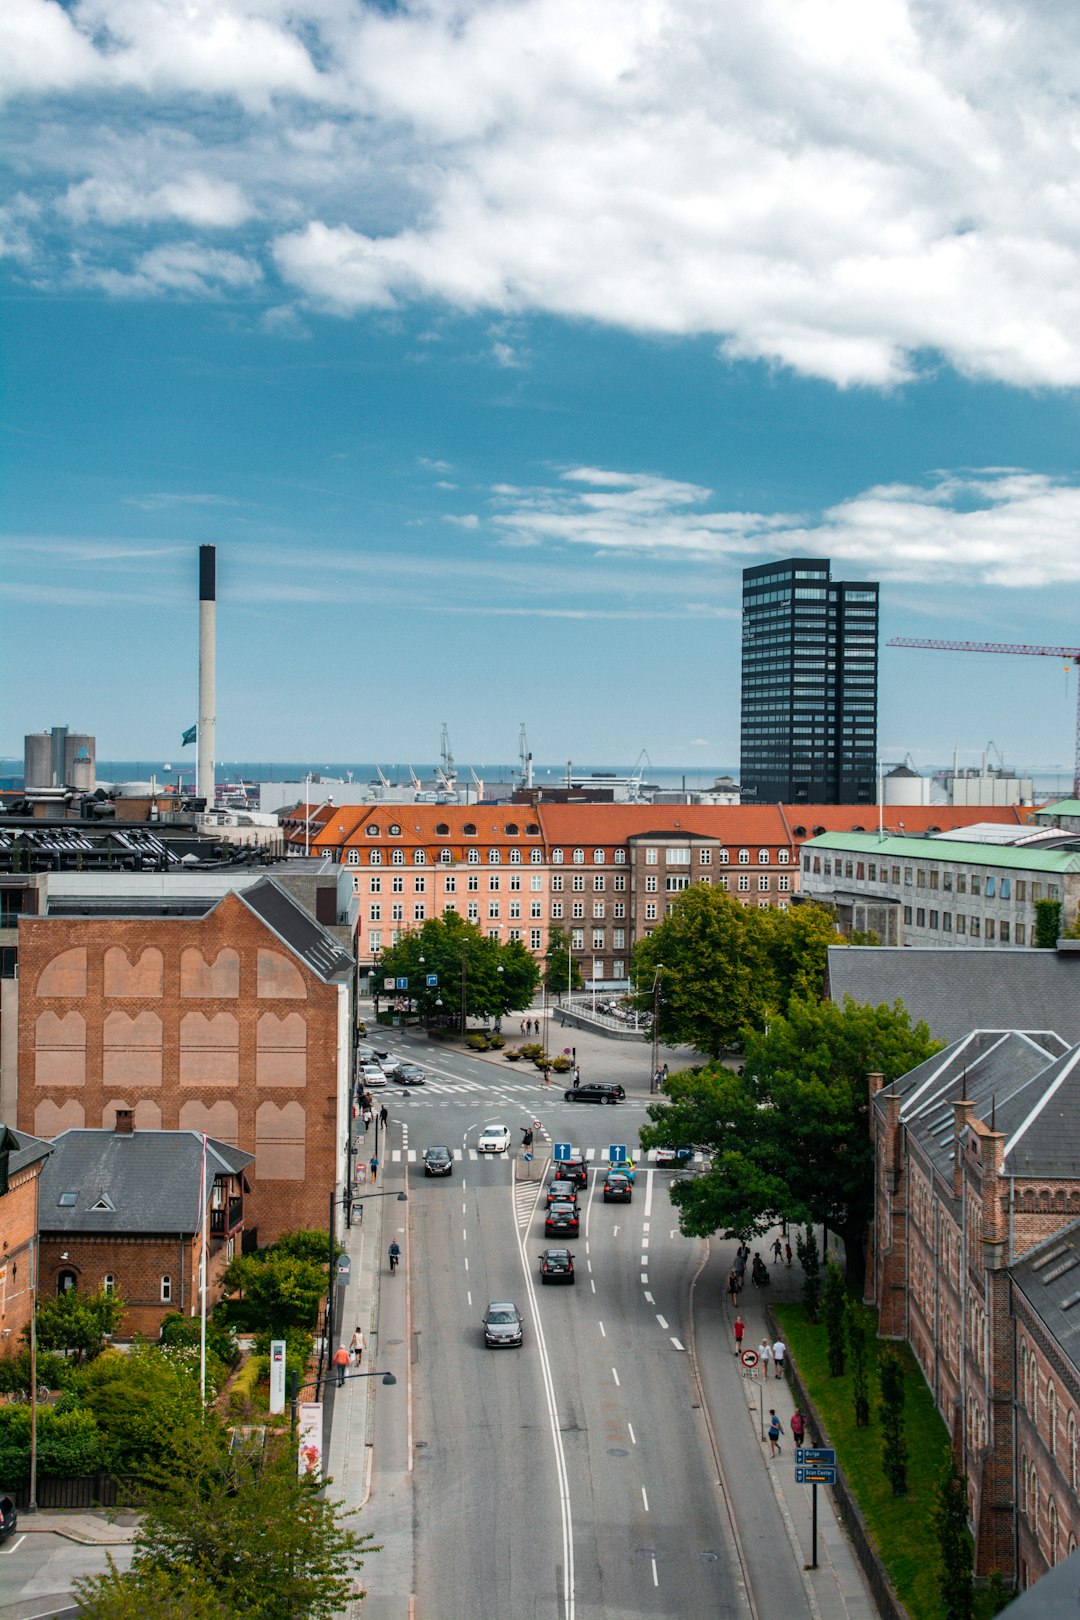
[388,1240,401,1274]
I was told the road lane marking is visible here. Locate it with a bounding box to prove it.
[590,1280,596,1293]
[612,1367,620,1386]
[598,1321,606,1337]
[671,1337,684,1351]
[627,1423,636,1445]
[642,1486,649,1511]
[467,1290,471,1306]
[640,1273,648,1284]
[642,1220,650,1233]
[644,1169,654,1218]
[643,1291,654,1303]
[651,1557,659,1587]
[656,1314,668,1329]
[641,1236,649,1248]
[464,1257,468,1271]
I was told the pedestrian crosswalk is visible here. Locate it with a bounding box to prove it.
[388,1145,704,1164]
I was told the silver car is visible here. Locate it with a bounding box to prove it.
[482,1302,524,1348]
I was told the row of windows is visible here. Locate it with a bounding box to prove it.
[369,928,545,953]
[348,846,546,866]
[58,1270,177,1302]
[903,907,1026,943]
[362,821,541,838]
[807,852,1058,905]
[351,843,794,868]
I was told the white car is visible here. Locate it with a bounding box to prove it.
[360,1063,386,1089]
[377,1053,400,1078]
[477,1125,511,1155]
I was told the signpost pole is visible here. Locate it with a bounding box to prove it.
[811,1481,819,1569]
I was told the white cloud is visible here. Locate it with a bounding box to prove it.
[6,0,1080,383]
[488,465,1080,588]
[85,241,262,296]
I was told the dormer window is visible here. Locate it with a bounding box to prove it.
[552,849,564,864]
[463,822,477,836]
[525,823,540,835]
[392,849,404,865]
[509,848,522,864]
[370,850,382,866]
[388,823,402,837]
[439,848,452,864]
[365,824,380,837]
[414,850,426,865]
[504,822,519,835]
[489,849,501,864]
[467,848,480,864]
[435,822,450,836]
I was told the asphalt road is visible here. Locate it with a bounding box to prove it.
[370,1032,750,1620]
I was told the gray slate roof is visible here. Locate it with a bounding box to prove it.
[237,877,353,983]
[827,945,1080,1046]
[1,1124,54,1179]
[1011,1218,1080,1380]
[998,1043,1080,1178]
[37,1130,254,1237]
[876,1030,1069,1179]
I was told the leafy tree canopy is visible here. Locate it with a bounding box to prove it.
[639,996,940,1286]
[375,912,539,1025]
[74,1429,377,1620]
[31,1285,124,1364]
[631,885,844,1057]
[544,925,583,994]
[74,1346,217,1475]
[220,1251,326,1334]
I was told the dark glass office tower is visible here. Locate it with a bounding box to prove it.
[740,558,878,805]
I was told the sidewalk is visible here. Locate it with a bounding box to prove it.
[16,1510,139,1544]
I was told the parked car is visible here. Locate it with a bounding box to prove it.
[423,1144,454,1177]
[477,1125,511,1155]
[0,1493,16,1545]
[545,1200,580,1236]
[602,1171,633,1203]
[356,1045,377,1064]
[539,1248,575,1284]
[655,1145,694,1167]
[360,1063,386,1089]
[395,1063,426,1086]
[565,1082,626,1105]
[483,1302,524,1347]
[545,1178,579,1207]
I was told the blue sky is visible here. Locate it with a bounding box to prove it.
[3,0,1080,782]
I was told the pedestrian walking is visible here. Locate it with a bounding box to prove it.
[772,1336,787,1379]
[727,1268,739,1305]
[733,1314,745,1354]
[771,1237,783,1263]
[543,1065,551,1086]
[767,1409,783,1456]
[379,1104,388,1129]
[369,1154,379,1185]
[333,1344,351,1387]
[573,1067,580,1089]
[661,1063,669,1081]
[785,1241,793,1267]
[363,1106,373,1130]
[758,1338,773,1379]
[790,1409,806,1448]
[349,1326,366,1367]
[733,1252,746,1287]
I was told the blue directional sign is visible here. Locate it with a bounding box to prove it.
[523,1152,533,1163]
[796,1447,836,1467]
[796,1465,837,1485]
[398,977,409,990]
[608,1144,627,1163]
[553,1142,572,1161]
[425,974,438,987]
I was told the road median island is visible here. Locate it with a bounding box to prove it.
[769,1301,963,1620]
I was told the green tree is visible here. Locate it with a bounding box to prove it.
[74,1563,234,1620]
[879,1348,909,1496]
[934,1462,975,1620]
[32,1285,124,1363]
[1034,897,1062,948]
[847,1299,871,1427]
[759,901,846,1010]
[376,912,538,1028]
[544,925,583,996]
[75,1346,215,1476]
[823,1257,847,1376]
[639,996,940,1288]
[220,1251,326,1334]
[0,1405,105,1484]
[73,1429,377,1619]
[797,1225,822,1320]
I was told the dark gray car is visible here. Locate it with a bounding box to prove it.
[483,1302,524,1347]
[423,1144,453,1176]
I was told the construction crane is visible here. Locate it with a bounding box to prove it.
[435,724,457,793]
[888,639,1080,799]
[518,723,533,791]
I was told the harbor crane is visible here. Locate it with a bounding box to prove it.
[888,639,1080,800]
[435,724,457,793]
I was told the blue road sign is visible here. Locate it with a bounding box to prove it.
[426,974,438,987]
[796,1465,837,1485]
[523,1152,533,1162]
[796,1447,836,1467]
[553,1142,572,1161]
[608,1144,627,1163]
[399,977,409,989]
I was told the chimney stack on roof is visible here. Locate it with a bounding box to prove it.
[113,1108,134,1136]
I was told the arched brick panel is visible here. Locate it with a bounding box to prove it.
[102,1011,162,1086]
[178,1100,239,1145]
[257,950,306,1000]
[35,1011,86,1086]
[104,946,163,997]
[255,1100,305,1180]
[179,1012,239,1085]
[36,947,87,998]
[256,1011,307,1087]
[180,947,240,998]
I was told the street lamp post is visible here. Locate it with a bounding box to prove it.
[650,965,664,1092]
[289,1369,396,1432]
[325,1186,407,1388]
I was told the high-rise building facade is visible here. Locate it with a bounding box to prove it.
[740,558,878,805]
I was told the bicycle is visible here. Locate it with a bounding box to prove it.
[6,1386,49,1405]
[388,1245,400,1275]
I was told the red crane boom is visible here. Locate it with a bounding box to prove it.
[887,638,1080,801]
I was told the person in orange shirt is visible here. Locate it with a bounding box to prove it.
[333,1344,351,1387]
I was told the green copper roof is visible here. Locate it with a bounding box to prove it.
[802,831,1080,874]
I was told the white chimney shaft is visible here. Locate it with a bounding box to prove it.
[197,545,216,807]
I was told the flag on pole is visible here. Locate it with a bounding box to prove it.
[182,725,197,746]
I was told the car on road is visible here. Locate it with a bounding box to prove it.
[423,1144,454,1176]
[395,1063,426,1086]
[539,1248,575,1284]
[477,1125,511,1155]
[564,1082,626,1105]
[557,1152,588,1187]
[655,1144,694,1167]
[0,1493,16,1544]
[483,1302,524,1347]
[606,1158,634,1182]
[545,1200,580,1236]
[356,1045,377,1064]
[602,1171,633,1203]
[545,1178,579,1207]
[377,1053,400,1078]
[360,1063,386,1089]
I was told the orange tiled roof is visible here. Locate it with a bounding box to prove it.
[329,803,546,854]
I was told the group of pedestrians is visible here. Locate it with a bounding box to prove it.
[520,1016,543,1036]
[767,1406,806,1456]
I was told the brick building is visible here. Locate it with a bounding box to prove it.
[33,1112,253,1340]
[870,1031,1080,1589]
[16,877,354,1246]
[0,1124,52,1354]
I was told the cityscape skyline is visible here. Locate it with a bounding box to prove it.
[3,2,1080,772]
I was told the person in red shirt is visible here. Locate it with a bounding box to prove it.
[733,1315,745,1354]
[333,1345,351,1387]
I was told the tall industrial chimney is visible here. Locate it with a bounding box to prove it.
[197,545,216,808]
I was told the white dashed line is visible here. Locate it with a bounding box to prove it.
[642,1220,650,1233]
[590,1280,596,1293]
[464,1257,468,1271]
[627,1423,636,1445]
[467,1290,471,1306]
[643,1291,654,1304]
[656,1314,668,1330]
[641,1236,649,1249]
[651,1556,659,1587]
[598,1321,606,1338]
[641,1273,648,1284]
[671,1337,684,1351]
[612,1367,620,1387]
[642,1486,649,1512]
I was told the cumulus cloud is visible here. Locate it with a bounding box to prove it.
[84,241,262,296]
[489,466,1080,588]
[5,0,1080,384]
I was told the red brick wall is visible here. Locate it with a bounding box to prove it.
[0,1163,43,1354]
[38,1229,235,1342]
[17,894,344,1246]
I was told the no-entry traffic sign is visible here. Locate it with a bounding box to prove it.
[740,1349,759,1369]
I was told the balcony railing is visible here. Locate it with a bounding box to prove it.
[209,1196,243,1236]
